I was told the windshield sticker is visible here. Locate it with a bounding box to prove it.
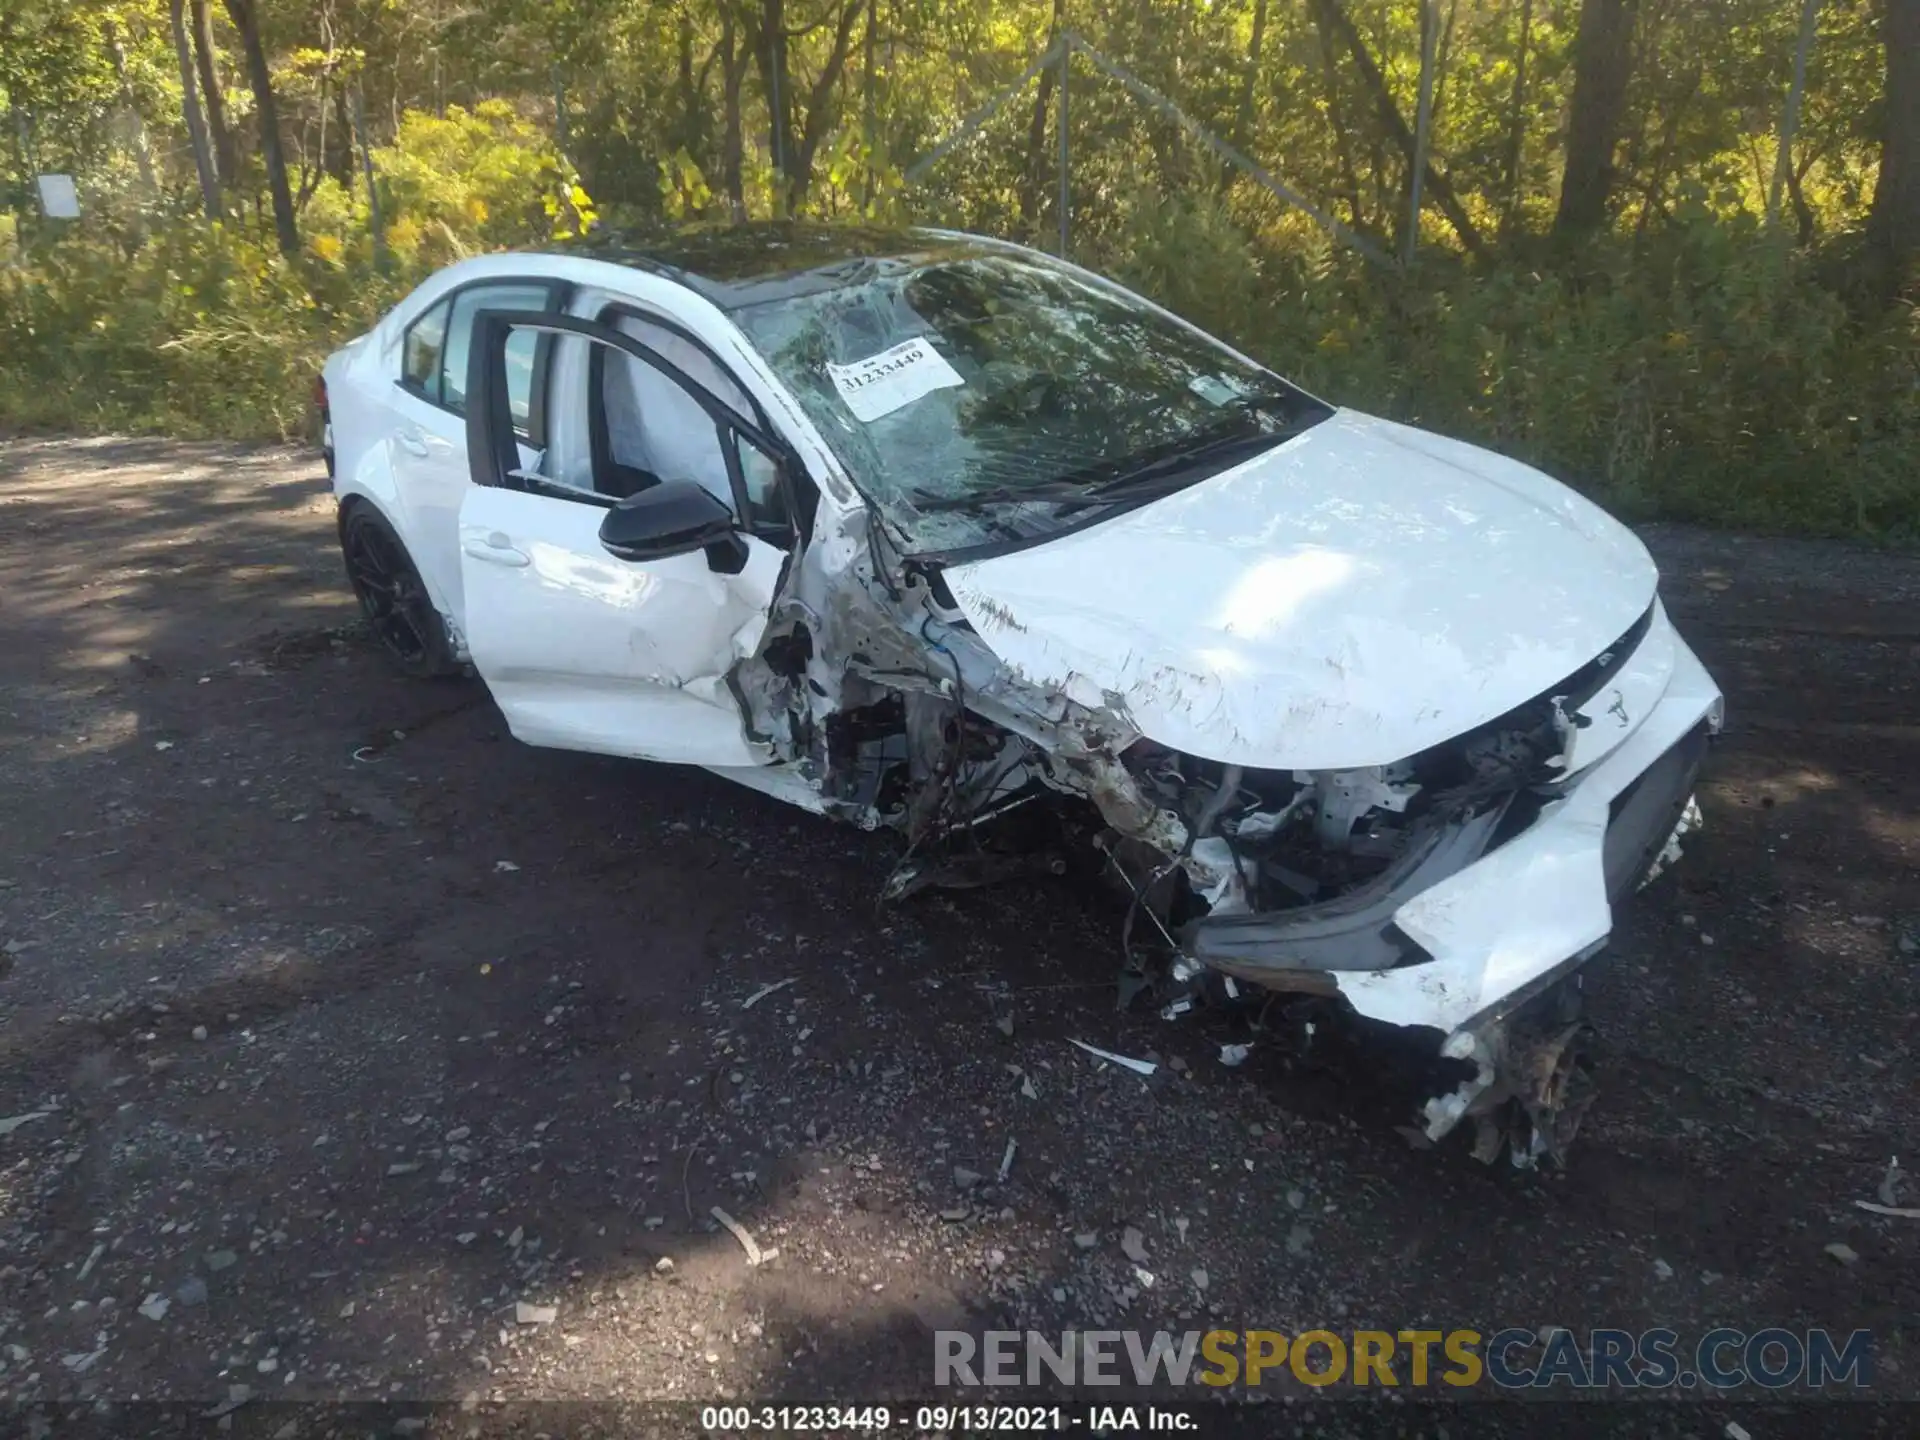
[827,338,964,422]
[1188,373,1251,408]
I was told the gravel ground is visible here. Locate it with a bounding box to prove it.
[0,436,1916,1434]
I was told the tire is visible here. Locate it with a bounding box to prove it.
[338,503,461,678]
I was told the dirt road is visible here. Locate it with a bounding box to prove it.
[0,437,1915,1430]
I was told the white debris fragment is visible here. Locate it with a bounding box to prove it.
[740,977,798,1010]
[1878,1155,1902,1208]
[62,1347,106,1373]
[711,1206,775,1267]
[1855,1201,1920,1219]
[1020,1074,1038,1101]
[997,1137,1017,1183]
[1218,1043,1253,1068]
[1121,1226,1149,1265]
[1653,1258,1674,1281]
[1725,1423,1753,1440]
[514,1302,557,1325]
[0,1111,51,1137]
[1825,1242,1860,1265]
[1191,1267,1208,1291]
[77,1242,105,1281]
[1133,1267,1156,1288]
[1069,1039,1157,1076]
[138,1293,171,1322]
[493,860,520,873]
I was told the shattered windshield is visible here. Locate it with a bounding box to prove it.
[729,252,1332,553]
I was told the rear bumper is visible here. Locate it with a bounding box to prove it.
[1179,619,1723,1038]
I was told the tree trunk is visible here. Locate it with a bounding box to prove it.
[861,0,877,206]
[1767,0,1822,230]
[1553,0,1638,238]
[1019,0,1065,236]
[224,0,299,255]
[330,85,354,187]
[1867,0,1919,290]
[749,0,862,213]
[677,5,699,154]
[751,0,792,211]
[189,0,236,187]
[169,0,223,220]
[720,16,748,220]
[1310,3,1366,228]
[1787,148,1818,247]
[789,0,865,208]
[104,20,158,195]
[1237,0,1270,146]
[1313,0,1488,257]
[1499,0,1533,237]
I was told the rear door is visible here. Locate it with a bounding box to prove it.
[456,311,805,766]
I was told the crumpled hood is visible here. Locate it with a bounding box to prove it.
[941,409,1659,770]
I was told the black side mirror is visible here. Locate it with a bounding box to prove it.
[597,480,748,573]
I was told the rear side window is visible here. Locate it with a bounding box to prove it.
[402,300,449,396]
[442,282,557,420]
[398,280,563,435]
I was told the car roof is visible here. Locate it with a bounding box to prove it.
[551,221,1017,310]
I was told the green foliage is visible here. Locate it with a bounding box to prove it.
[0,100,592,441]
[0,220,403,439]
[372,101,592,255]
[1089,192,1920,538]
[0,0,1914,536]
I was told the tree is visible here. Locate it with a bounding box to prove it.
[223,0,299,254]
[750,0,865,213]
[1554,0,1639,237]
[190,0,236,186]
[1867,0,1919,289]
[1312,0,1488,257]
[1015,2,1063,237]
[1499,0,1534,236]
[168,0,222,218]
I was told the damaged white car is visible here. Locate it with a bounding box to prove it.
[320,223,1723,1164]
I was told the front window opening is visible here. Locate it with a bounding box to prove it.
[731,254,1330,553]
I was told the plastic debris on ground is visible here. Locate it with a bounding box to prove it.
[711,1206,776,1266]
[740,977,798,1010]
[1068,1039,1157,1076]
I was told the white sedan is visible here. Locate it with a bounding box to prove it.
[319,223,1722,1163]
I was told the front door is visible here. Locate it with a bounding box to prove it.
[386,278,566,640]
[455,310,805,767]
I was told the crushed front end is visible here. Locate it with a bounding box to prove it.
[1101,599,1723,1166]
[759,512,1721,1165]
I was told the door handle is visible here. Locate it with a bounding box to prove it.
[462,533,530,567]
[396,430,430,458]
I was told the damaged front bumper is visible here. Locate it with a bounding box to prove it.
[1173,615,1724,1157]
